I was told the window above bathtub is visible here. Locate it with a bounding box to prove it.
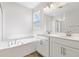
[33,10,42,33]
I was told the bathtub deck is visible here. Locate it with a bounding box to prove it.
[24,51,43,57]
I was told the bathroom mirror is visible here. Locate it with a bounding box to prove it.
[58,3,79,33]
[46,2,79,34]
[54,14,65,33]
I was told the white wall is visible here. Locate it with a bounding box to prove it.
[0,6,2,40]
[1,2,33,40]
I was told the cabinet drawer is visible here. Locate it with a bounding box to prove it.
[51,37,79,50]
[61,45,79,57]
[51,42,79,57]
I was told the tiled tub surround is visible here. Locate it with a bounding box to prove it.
[0,37,39,57]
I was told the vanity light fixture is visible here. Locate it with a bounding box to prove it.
[43,8,46,11]
[43,6,50,11]
[50,2,66,9]
[43,2,68,14]
[50,3,56,9]
[46,6,49,9]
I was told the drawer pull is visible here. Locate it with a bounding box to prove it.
[61,47,66,56]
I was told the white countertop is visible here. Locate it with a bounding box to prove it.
[50,33,79,41]
[37,33,79,41]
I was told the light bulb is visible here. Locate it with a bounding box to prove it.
[43,8,46,11]
[50,3,55,9]
[46,6,49,10]
[43,6,49,12]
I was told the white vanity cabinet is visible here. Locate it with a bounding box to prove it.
[50,37,79,57]
[50,41,63,57]
[36,35,49,57]
[50,37,64,57]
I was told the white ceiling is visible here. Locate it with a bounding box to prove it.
[17,2,40,9]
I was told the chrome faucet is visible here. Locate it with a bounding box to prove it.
[66,30,72,36]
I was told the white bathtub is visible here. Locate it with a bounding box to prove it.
[0,38,38,57]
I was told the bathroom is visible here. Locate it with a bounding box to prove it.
[0,2,79,57]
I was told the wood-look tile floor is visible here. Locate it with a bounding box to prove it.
[24,51,43,57]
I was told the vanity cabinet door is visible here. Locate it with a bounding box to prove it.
[36,40,42,54]
[36,37,49,57]
[50,41,63,57]
[50,37,63,57]
[61,46,79,57]
[51,43,79,57]
[41,39,49,57]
